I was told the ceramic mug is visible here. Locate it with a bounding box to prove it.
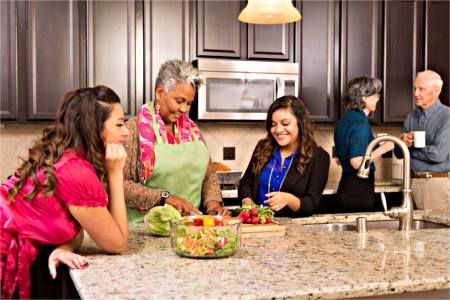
[413,131,426,148]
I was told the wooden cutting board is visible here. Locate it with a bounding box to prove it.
[241,223,285,234]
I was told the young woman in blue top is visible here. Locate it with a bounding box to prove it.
[334,77,394,212]
[239,96,330,217]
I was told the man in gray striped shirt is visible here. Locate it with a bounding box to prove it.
[399,70,450,210]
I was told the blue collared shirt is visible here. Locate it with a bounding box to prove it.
[403,100,450,172]
[257,149,297,206]
[334,109,375,173]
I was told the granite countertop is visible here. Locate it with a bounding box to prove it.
[323,179,403,195]
[70,210,450,300]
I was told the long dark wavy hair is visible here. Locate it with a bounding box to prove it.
[7,85,121,202]
[251,95,317,179]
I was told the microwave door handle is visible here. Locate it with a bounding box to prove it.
[275,77,284,98]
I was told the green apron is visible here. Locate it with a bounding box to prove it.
[127,103,210,223]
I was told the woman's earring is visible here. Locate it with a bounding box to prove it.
[155,102,160,113]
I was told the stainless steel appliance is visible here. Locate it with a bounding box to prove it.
[192,59,299,120]
[216,170,241,207]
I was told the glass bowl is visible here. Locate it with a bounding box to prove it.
[170,216,242,258]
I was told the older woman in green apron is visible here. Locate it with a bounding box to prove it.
[123,59,229,223]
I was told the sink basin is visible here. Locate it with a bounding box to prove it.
[302,220,449,232]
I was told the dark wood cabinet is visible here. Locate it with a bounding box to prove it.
[145,0,190,101]
[296,0,338,122]
[247,23,293,60]
[425,0,449,106]
[195,0,293,61]
[0,0,18,120]
[383,0,425,123]
[340,0,383,122]
[1,0,82,121]
[86,0,143,118]
[1,0,447,124]
[196,0,242,58]
[26,0,82,120]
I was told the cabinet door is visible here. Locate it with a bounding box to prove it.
[383,0,424,123]
[0,0,18,120]
[87,0,143,118]
[340,0,382,122]
[26,0,81,120]
[247,23,293,61]
[196,0,242,58]
[296,0,338,122]
[146,0,190,102]
[425,0,449,106]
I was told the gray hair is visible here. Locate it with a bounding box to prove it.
[154,59,204,93]
[344,77,382,110]
[417,70,443,91]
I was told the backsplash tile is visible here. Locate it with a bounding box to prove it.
[0,123,403,184]
[0,124,48,181]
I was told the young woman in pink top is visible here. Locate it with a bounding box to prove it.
[0,86,129,299]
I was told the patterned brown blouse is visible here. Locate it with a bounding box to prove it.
[123,117,223,212]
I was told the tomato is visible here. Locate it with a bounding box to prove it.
[217,237,227,249]
[193,218,203,226]
[214,219,223,226]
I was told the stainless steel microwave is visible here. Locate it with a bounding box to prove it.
[192,59,299,121]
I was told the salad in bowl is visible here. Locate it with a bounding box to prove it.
[170,216,241,258]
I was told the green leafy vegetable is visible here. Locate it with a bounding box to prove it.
[144,204,181,236]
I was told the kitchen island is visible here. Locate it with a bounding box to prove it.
[70,210,450,299]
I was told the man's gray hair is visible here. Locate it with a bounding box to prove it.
[417,70,443,91]
[154,59,204,93]
[344,77,383,111]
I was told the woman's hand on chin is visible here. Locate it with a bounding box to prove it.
[104,143,127,175]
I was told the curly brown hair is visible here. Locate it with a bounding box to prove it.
[251,95,316,179]
[7,85,121,202]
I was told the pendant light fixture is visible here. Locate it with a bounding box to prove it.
[238,0,301,25]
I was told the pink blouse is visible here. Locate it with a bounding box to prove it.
[0,149,107,299]
[137,103,203,181]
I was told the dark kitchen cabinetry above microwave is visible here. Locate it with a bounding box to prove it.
[1,0,448,124]
[193,0,294,61]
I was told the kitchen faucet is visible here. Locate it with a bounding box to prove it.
[357,135,413,231]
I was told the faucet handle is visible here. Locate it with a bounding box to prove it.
[380,192,388,212]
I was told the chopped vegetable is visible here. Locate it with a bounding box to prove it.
[193,218,204,226]
[203,216,215,227]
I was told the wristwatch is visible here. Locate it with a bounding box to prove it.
[160,191,170,206]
